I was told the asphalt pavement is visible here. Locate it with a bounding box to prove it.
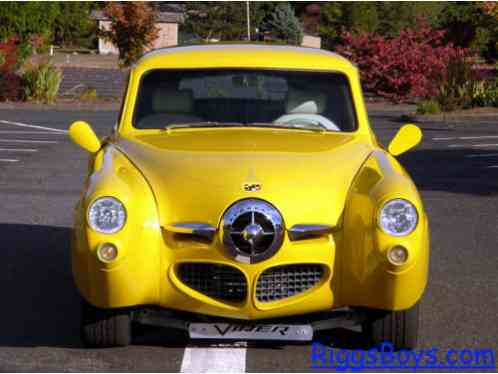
[0,107,497,372]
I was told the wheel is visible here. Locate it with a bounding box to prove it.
[362,303,419,350]
[81,300,131,347]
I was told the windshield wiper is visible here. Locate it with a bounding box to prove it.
[247,122,326,133]
[164,122,246,130]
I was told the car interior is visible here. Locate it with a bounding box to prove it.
[133,69,357,132]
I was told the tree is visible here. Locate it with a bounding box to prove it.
[100,2,159,67]
[263,3,303,45]
[53,2,98,48]
[317,2,444,50]
[437,2,498,61]
[183,2,274,43]
[376,3,444,36]
[0,2,60,42]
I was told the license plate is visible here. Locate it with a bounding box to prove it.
[188,323,313,341]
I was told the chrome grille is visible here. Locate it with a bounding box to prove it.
[177,263,247,302]
[256,264,324,302]
[230,211,276,255]
[222,199,284,264]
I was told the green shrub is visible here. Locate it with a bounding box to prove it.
[80,87,97,102]
[469,79,498,107]
[416,100,441,115]
[16,41,34,70]
[435,54,475,111]
[22,61,62,104]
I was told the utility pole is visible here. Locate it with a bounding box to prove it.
[246,1,251,41]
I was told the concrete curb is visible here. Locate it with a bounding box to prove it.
[401,111,498,123]
[0,101,120,112]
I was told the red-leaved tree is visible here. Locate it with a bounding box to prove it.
[337,21,473,102]
[0,36,22,101]
[101,2,159,67]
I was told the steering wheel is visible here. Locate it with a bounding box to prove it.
[273,114,340,131]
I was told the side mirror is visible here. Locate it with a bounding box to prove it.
[388,124,422,156]
[69,121,101,153]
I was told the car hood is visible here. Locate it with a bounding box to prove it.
[115,128,372,228]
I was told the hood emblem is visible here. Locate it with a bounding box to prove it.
[243,183,262,192]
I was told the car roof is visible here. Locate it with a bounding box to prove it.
[134,43,356,73]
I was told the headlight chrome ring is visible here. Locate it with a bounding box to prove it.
[378,198,418,237]
[87,196,127,234]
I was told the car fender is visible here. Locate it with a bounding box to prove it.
[339,150,430,310]
[72,145,162,308]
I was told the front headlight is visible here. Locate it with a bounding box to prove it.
[88,197,126,234]
[378,199,418,236]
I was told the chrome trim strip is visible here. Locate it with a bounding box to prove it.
[163,222,216,241]
[288,224,334,241]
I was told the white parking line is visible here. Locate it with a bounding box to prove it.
[0,148,38,152]
[0,158,19,162]
[448,144,498,148]
[465,153,498,158]
[180,346,246,373]
[0,139,58,144]
[460,136,498,140]
[486,165,498,169]
[433,137,456,141]
[0,119,68,134]
[0,131,66,135]
[434,135,498,141]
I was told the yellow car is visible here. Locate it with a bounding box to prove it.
[69,44,429,349]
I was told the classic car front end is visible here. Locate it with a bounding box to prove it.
[69,45,429,349]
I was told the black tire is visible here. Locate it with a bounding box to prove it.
[81,300,131,347]
[362,303,419,351]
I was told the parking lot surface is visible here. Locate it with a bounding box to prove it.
[0,108,497,371]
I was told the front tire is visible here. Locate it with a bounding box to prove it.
[362,303,419,350]
[81,300,131,347]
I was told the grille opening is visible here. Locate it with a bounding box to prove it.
[177,263,247,302]
[256,264,324,303]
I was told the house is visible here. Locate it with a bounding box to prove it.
[90,4,184,55]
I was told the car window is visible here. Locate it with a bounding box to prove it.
[132,69,357,132]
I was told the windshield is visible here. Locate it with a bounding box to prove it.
[133,69,357,132]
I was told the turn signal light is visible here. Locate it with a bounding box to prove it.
[97,243,118,262]
[387,245,408,265]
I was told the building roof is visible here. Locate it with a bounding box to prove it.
[90,9,183,24]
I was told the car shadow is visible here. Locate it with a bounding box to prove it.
[399,148,498,196]
[0,223,81,348]
[0,223,374,350]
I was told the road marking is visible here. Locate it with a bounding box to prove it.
[433,137,456,141]
[0,158,19,162]
[448,144,498,148]
[0,119,68,134]
[434,135,498,141]
[0,131,66,135]
[180,346,246,373]
[460,135,498,140]
[0,139,58,144]
[465,153,498,158]
[0,148,38,152]
[486,165,498,168]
